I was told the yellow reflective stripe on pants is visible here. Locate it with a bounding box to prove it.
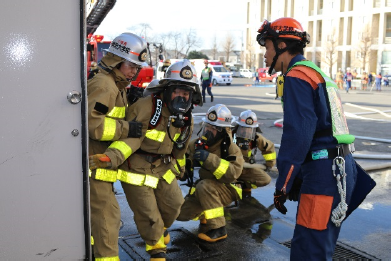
[145,129,166,142]
[162,169,176,184]
[230,184,242,200]
[109,141,132,159]
[213,159,229,179]
[177,155,186,167]
[204,207,224,219]
[145,235,166,251]
[107,106,125,118]
[95,168,118,182]
[101,117,116,141]
[263,151,276,161]
[95,256,120,261]
[117,170,159,189]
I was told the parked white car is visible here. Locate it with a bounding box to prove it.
[239,69,254,78]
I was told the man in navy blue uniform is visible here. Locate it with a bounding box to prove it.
[256,17,376,260]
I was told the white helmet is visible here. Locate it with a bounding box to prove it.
[235,110,259,128]
[143,79,160,97]
[160,59,198,89]
[107,32,148,67]
[202,104,233,127]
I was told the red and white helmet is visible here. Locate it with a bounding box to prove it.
[107,32,148,67]
[202,104,233,127]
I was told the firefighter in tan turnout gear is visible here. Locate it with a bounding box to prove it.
[233,110,276,197]
[87,32,146,260]
[177,104,244,242]
[90,59,202,260]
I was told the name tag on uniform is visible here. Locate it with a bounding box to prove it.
[311,149,328,160]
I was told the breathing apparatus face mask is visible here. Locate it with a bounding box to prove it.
[164,85,193,128]
[199,123,224,146]
[236,137,251,150]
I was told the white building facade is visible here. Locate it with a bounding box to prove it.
[245,0,391,77]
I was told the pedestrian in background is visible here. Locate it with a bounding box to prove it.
[375,72,382,91]
[201,59,214,103]
[368,72,373,88]
[344,68,353,93]
[257,17,375,260]
[335,68,344,90]
[361,71,368,91]
[253,70,260,86]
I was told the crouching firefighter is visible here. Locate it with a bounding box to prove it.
[89,59,202,260]
[177,104,244,243]
[256,17,376,260]
[232,110,276,197]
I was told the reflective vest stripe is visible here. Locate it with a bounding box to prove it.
[145,129,166,142]
[109,141,133,159]
[263,151,276,161]
[290,61,355,144]
[101,117,116,141]
[95,256,120,261]
[162,169,176,184]
[230,184,242,200]
[177,155,186,167]
[213,159,230,179]
[107,106,125,118]
[95,168,118,182]
[146,235,166,251]
[201,68,211,80]
[204,207,224,219]
[173,133,180,141]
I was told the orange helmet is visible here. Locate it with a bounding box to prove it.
[256,18,310,47]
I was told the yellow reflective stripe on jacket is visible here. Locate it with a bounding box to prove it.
[109,141,133,159]
[145,129,166,142]
[263,151,276,161]
[230,184,242,200]
[146,235,166,251]
[107,106,125,118]
[190,187,196,195]
[174,163,180,173]
[91,236,94,245]
[117,170,145,185]
[177,155,186,167]
[173,133,180,141]
[95,256,119,261]
[162,169,176,184]
[213,159,230,179]
[247,151,252,157]
[101,117,116,141]
[204,207,224,219]
[95,168,118,182]
[117,170,159,188]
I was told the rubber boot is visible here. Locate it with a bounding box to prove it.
[163,228,170,245]
[211,96,214,102]
[198,226,227,242]
[150,252,166,261]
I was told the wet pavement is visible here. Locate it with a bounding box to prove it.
[116,79,391,260]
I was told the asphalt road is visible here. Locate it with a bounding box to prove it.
[116,77,391,260]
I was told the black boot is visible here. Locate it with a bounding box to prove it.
[198,226,227,242]
[203,97,206,103]
[211,96,214,102]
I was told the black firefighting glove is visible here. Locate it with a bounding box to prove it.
[288,177,302,202]
[128,119,142,138]
[274,189,287,215]
[89,154,112,170]
[193,149,209,162]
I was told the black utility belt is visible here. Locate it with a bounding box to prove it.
[305,144,353,163]
[135,150,172,164]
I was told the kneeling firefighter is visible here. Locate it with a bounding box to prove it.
[232,110,276,197]
[177,104,244,243]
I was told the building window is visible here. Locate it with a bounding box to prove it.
[386,14,391,37]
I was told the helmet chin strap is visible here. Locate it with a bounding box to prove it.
[268,40,287,75]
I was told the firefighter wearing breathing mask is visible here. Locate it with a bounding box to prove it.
[232,110,276,197]
[87,32,146,260]
[177,104,244,243]
[257,17,376,260]
[90,59,201,260]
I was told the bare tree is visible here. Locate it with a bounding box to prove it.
[318,28,338,78]
[169,31,186,59]
[354,24,372,72]
[245,36,256,69]
[222,33,235,62]
[210,34,218,60]
[183,28,201,57]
